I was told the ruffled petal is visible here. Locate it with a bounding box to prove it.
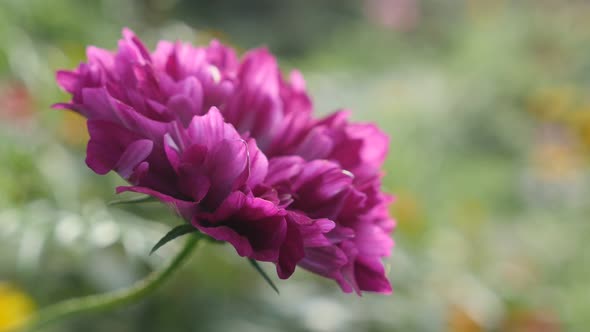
[193,192,287,262]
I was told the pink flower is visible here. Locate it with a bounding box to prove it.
[55,29,394,294]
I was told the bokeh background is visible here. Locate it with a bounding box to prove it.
[1,0,589,331]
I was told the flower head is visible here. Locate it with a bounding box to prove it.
[55,29,394,294]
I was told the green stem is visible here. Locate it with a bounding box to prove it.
[20,234,201,332]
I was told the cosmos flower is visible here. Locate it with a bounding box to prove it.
[55,28,394,294]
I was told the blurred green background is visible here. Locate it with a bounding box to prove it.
[1,0,589,331]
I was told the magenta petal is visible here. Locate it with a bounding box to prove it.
[194,192,287,262]
[56,70,79,93]
[81,87,116,119]
[290,160,353,219]
[222,48,283,150]
[111,100,168,139]
[354,225,394,258]
[180,144,208,166]
[276,220,304,279]
[354,257,392,294]
[128,161,149,184]
[287,211,334,248]
[175,144,211,202]
[333,123,389,179]
[167,76,204,126]
[86,46,115,71]
[115,139,154,179]
[206,39,239,72]
[186,107,240,149]
[163,135,181,172]
[351,123,389,167]
[204,138,249,207]
[300,219,336,248]
[81,87,169,140]
[326,226,355,243]
[245,138,269,188]
[294,126,334,160]
[86,120,141,175]
[186,175,211,203]
[195,224,254,257]
[238,48,280,95]
[299,246,348,279]
[122,28,152,63]
[167,96,195,126]
[265,156,304,186]
[152,41,173,70]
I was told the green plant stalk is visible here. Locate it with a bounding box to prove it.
[19,234,201,332]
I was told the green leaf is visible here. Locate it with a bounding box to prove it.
[248,259,280,294]
[150,224,199,255]
[108,195,157,206]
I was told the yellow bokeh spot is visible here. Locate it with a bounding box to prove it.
[392,192,425,236]
[447,305,483,332]
[567,107,590,151]
[532,140,581,181]
[59,111,90,147]
[0,283,35,332]
[527,86,576,122]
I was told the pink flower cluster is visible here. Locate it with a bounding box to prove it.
[55,29,394,294]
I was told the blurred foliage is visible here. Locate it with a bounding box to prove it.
[2,0,590,331]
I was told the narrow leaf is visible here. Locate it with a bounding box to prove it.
[150,224,198,255]
[248,259,280,294]
[108,195,157,206]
